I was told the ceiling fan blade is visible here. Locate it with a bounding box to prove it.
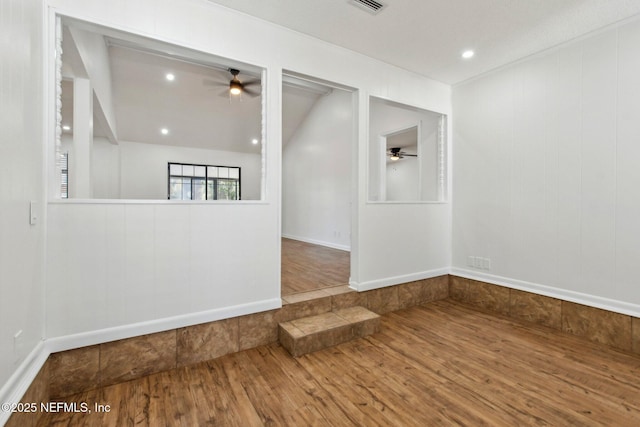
[404,153,418,157]
[217,89,231,98]
[242,79,261,88]
[203,78,228,88]
[242,86,261,97]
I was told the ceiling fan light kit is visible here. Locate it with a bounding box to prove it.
[227,68,260,97]
[387,146,417,161]
[228,68,242,95]
[229,80,243,95]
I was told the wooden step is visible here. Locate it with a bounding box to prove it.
[279,306,380,357]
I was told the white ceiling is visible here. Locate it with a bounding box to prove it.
[207,0,640,84]
[387,127,417,151]
[61,1,640,154]
[61,25,325,153]
[282,84,323,145]
[108,45,263,153]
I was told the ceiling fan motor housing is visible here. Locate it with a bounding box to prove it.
[229,79,243,95]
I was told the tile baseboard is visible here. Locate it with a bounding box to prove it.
[448,274,640,355]
[45,276,449,399]
[7,272,640,427]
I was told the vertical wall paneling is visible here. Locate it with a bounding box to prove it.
[282,89,353,251]
[579,32,617,297]
[0,0,46,413]
[453,17,640,313]
[555,44,583,293]
[43,0,451,341]
[615,20,640,302]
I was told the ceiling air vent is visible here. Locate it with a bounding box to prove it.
[349,0,386,15]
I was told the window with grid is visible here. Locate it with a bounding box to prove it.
[168,162,240,200]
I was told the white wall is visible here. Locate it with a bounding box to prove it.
[0,0,45,409]
[62,136,261,200]
[67,26,118,141]
[356,97,450,289]
[92,137,120,199]
[386,158,418,201]
[62,135,121,199]
[119,140,262,200]
[46,202,278,338]
[368,99,442,202]
[420,128,440,201]
[282,89,352,250]
[44,0,450,344]
[453,18,640,315]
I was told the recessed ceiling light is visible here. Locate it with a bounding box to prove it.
[166,73,175,81]
[161,128,169,135]
[62,125,71,131]
[251,138,259,145]
[462,50,475,59]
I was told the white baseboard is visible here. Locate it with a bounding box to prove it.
[0,341,49,427]
[351,268,450,292]
[45,298,282,353]
[450,268,640,318]
[282,234,350,252]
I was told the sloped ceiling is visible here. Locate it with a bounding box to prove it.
[108,45,263,153]
[61,30,323,153]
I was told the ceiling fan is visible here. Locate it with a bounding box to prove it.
[228,68,261,97]
[204,68,261,98]
[387,147,417,161]
[222,68,261,98]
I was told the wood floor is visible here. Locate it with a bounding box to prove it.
[281,238,350,296]
[38,300,640,426]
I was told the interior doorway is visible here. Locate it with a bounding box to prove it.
[281,73,354,296]
[281,238,350,295]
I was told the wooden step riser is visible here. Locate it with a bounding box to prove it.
[279,307,380,357]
